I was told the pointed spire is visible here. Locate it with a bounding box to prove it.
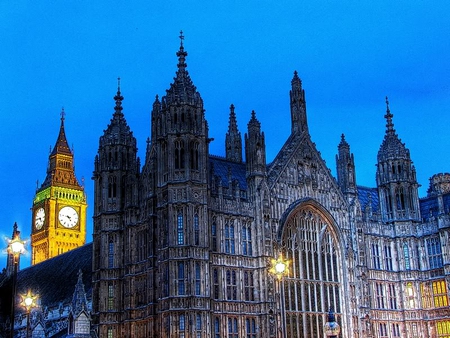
[176,30,188,71]
[291,70,302,91]
[226,104,242,163]
[51,108,72,156]
[71,269,88,316]
[228,104,238,130]
[384,96,395,135]
[114,77,124,115]
[339,133,349,148]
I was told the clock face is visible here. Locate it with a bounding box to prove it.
[58,206,79,228]
[34,208,45,230]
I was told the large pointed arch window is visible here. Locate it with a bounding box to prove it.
[279,205,342,337]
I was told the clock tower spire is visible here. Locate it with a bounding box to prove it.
[31,110,87,265]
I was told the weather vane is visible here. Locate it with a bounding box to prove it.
[61,107,66,121]
[179,30,184,47]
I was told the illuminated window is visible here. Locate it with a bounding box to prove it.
[107,327,113,338]
[108,283,114,310]
[403,243,411,270]
[177,213,184,245]
[421,280,448,308]
[436,320,450,338]
[405,282,415,308]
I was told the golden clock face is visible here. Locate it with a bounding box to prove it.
[58,206,79,228]
[34,207,45,230]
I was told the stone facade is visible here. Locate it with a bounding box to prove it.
[90,38,450,338]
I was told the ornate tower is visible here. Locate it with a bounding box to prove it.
[336,134,357,197]
[376,97,421,222]
[151,32,212,337]
[290,70,308,135]
[225,104,242,163]
[91,80,139,337]
[31,111,87,265]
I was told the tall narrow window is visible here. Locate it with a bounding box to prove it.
[376,283,385,308]
[196,314,202,338]
[432,280,449,308]
[213,268,220,299]
[244,271,255,301]
[372,243,381,269]
[211,222,217,251]
[228,318,238,338]
[214,318,221,338]
[388,284,397,309]
[226,270,237,300]
[108,241,114,268]
[108,176,117,198]
[178,262,185,295]
[392,323,400,337]
[191,141,199,170]
[175,140,185,169]
[107,327,113,338]
[179,314,185,338]
[246,318,257,338]
[404,243,411,270]
[379,323,388,338]
[195,262,201,295]
[194,214,200,245]
[427,237,443,269]
[225,222,235,254]
[108,283,114,310]
[177,213,184,245]
[384,245,393,271]
[242,225,252,256]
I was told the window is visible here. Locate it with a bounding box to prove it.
[108,283,114,310]
[213,268,220,299]
[211,222,217,251]
[379,323,388,338]
[225,222,235,254]
[436,320,450,338]
[423,280,449,308]
[177,213,184,245]
[228,318,238,338]
[403,243,411,270]
[372,243,381,269]
[195,262,201,295]
[244,271,255,301]
[392,323,400,337]
[226,270,237,300]
[107,327,113,338]
[179,314,186,338]
[178,262,185,295]
[190,141,199,170]
[246,318,257,338]
[196,314,202,338]
[108,176,117,198]
[384,245,393,271]
[427,237,443,269]
[388,284,397,309]
[108,241,114,268]
[375,283,385,308]
[242,225,252,256]
[214,318,221,338]
[175,140,185,169]
[405,282,415,308]
[194,214,200,245]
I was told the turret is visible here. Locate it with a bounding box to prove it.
[336,134,357,196]
[225,104,243,163]
[376,97,421,222]
[290,71,308,135]
[245,110,266,195]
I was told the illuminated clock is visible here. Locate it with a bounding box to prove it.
[34,208,45,230]
[58,206,79,228]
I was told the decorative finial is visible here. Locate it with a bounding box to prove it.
[61,107,66,122]
[118,77,121,92]
[114,78,124,114]
[385,96,390,113]
[179,30,184,47]
[384,96,395,135]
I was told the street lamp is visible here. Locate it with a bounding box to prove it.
[7,223,26,338]
[20,290,38,338]
[270,254,289,338]
[324,308,341,338]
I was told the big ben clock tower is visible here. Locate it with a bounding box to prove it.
[31,110,87,265]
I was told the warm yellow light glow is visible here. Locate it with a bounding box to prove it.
[8,236,25,256]
[270,255,289,279]
[21,290,37,312]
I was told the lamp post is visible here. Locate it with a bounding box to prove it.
[270,255,289,338]
[324,308,341,338]
[21,290,37,338]
[7,223,26,338]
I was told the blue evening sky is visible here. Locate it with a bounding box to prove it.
[1,1,449,268]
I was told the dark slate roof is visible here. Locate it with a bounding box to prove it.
[420,192,450,221]
[357,186,379,213]
[209,155,247,190]
[0,243,93,317]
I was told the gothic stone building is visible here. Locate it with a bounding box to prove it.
[89,37,450,338]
